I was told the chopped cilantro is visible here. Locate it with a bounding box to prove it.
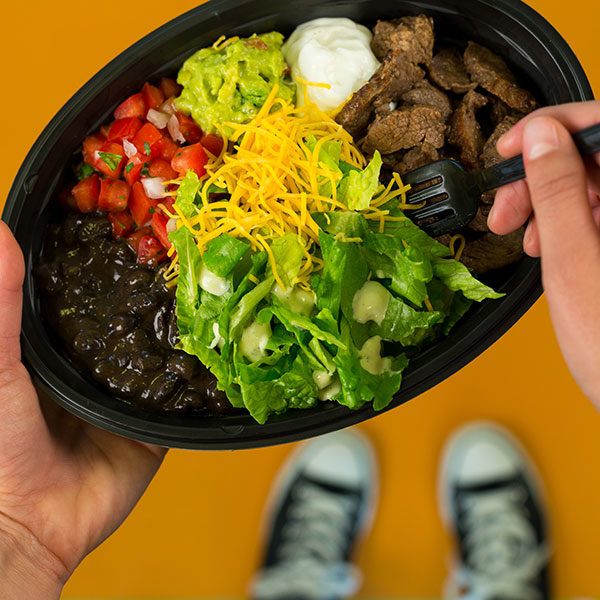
[148,206,156,215]
[141,164,150,177]
[125,162,134,174]
[76,163,95,181]
[144,142,151,156]
[98,152,123,171]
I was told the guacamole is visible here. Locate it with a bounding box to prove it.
[175,32,296,134]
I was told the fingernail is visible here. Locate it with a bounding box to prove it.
[523,117,560,160]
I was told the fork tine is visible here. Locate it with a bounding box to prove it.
[410,202,452,221]
[402,160,449,186]
[405,181,445,205]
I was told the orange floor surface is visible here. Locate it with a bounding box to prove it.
[2,0,599,597]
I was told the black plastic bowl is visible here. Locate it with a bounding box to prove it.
[3,0,593,449]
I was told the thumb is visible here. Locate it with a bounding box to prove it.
[0,221,25,372]
[522,116,600,274]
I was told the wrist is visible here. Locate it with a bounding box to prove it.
[0,512,67,600]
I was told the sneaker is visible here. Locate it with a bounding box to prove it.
[249,429,377,600]
[439,422,551,600]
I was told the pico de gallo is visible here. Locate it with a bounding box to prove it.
[61,77,224,267]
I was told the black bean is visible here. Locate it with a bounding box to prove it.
[106,314,136,336]
[92,360,115,382]
[77,216,112,243]
[165,351,199,380]
[61,213,86,245]
[152,304,171,347]
[123,329,151,351]
[131,351,163,372]
[104,348,131,368]
[203,377,230,413]
[61,262,81,279]
[59,316,100,340]
[148,372,182,404]
[124,292,158,316]
[35,263,62,294]
[165,386,207,412]
[166,306,179,348]
[72,331,104,357]
[105,241,133,265]
[38,213,226,415]
[105,372,143,398]
[119,269,154,291]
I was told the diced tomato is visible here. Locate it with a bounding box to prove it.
[123,153,150,186]
[133,122,163,158]
[98,178,130,212]
[151,212,171,249]
[141,82,165,112]
[158,77,181,99]
[82,133,106,167]
[114,93,146,120]
[95,141,126,177]
[72,174,100,213]
[129,181,158,227]
[59,185,77,211]
[160,197,175,214]
[157,137,179,162]
[124,154,142,185]
[174,112,203,143]
[171,143,208,176]
[138,235,168,266]
[201,133,224,157]
[107,117,143,142]
[126,226,152,253]
[149,158,178,180]
[108,211,134,238]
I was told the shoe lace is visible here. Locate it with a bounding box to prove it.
[455,484,549,600]
[251,479,361,600]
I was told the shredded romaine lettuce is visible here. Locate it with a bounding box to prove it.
[168,156,504,423]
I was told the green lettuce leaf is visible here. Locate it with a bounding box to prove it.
[372,295,443,347]
[432,258,504,301]
[270,234,305,288]
[337,151,382,210]
[333,317,407,411]
[235,350,318,424]
[169,227,201,335]
[174,170,201,218]
[202,233,249,277]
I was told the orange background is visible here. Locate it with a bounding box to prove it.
[1,0,599,597]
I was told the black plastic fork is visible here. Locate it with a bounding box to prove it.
[402,122,600,237]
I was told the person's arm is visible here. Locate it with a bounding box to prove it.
[0,220,167,597]
[488,101,600,408]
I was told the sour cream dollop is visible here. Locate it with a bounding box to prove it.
[282,18,380,112]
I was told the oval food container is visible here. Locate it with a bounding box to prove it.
[3,0,593,449]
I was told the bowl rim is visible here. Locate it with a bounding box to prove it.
[3,0,594,449]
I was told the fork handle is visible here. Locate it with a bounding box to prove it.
[477,122,600,192]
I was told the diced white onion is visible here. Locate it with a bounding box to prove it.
[147,108,170,130]
[160,98,176,115]
[141,177,166,199]
[168,114,186,143]
[123,138,137,158]
[166,217,178,233]
[94,150,101,162]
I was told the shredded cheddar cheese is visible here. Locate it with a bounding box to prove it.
[165,85,412,288]
[449,234,466,262]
